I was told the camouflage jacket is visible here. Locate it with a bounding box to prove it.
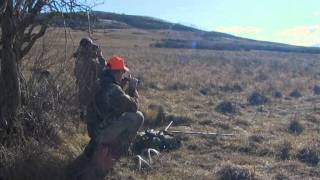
[74,46,105,107]
[86,70,139,138]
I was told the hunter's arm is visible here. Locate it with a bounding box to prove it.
[110,85,139,113]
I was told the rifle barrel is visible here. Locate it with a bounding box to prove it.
[169,130,235,136]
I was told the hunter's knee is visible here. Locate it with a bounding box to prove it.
[136,111,144,127]
[123,111,144,129]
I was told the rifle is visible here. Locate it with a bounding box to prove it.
[164,121,235,137]
[169,131,235,136]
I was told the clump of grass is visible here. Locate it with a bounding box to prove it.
[289,89,302,98]
[0,140,68,180]
[275,140,292,160]
[248,134,265,144]
[215,101,239,115]
[247,92,269,106]
[288,120,304,135]
[313,85,320,95]
[142,104,166,127]
[199,87,211,96]
[296,146,319,166]
[272,91,283,98]
[216,162,253,180]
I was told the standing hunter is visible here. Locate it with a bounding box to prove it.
[73,37,105,120]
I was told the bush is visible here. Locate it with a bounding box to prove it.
[217,162,252,180]
[143,104,166,126]
[273,91,283,98]
[288,120,304,135]
[0,139,67,180]
[296,146,319,166]
[215,101,239,115]
[247,92,269,106]
[289,89,302,98]
[0,57,78,180]
[313,85,320,95]
[248,134,265,143]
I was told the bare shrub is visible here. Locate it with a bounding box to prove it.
[27,69,60,113]
[0,28,80,180]
[199,87,211,96]
[217,162,253,180]
[313,85,320,95]
[289,89,302,98]
[142,104,166,126]
[0,140,67,180]
[275,141,292,160]
[247,92,269,106]
[296,146,319,166]
[215,101,240,115]
[272,91,283,98]
[288,120,304,135]
[248,134,265,144]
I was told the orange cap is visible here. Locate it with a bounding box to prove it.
[106,56,129,72]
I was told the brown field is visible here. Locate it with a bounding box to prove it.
[4,27,320,180]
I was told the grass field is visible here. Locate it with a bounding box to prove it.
[4,27,320,180]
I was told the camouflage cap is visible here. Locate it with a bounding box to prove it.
[80,37,94,47]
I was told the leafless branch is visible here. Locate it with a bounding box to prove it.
[17,0,47,31]
[0,0,8,15]
[21,23,48,57]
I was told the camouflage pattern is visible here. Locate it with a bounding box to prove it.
[74,44,105,115]
[86,70,140,139]
[66,71,143,180]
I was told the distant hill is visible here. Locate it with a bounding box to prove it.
[312,44,320,47]
[45,11,320,54]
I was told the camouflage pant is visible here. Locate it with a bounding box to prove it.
[86,111,144,154]
[67,112,144,180]
[97,111,144,144]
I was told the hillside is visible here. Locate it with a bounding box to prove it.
[47,11,320,54]
[2,10,320,180]
[2,25,320,179]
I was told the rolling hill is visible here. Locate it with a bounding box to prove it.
[46,11,320,54]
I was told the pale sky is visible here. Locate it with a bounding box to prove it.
[95,0,320,46]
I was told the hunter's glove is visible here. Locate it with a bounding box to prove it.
[128,76,138,91]
[128,76,139,97]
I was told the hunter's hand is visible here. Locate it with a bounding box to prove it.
[120,77,129,88]
[96,47,103,58]
[128,76,138,91]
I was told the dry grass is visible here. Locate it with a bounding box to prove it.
[2,27,320,179]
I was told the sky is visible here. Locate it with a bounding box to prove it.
[95,0,320,46]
